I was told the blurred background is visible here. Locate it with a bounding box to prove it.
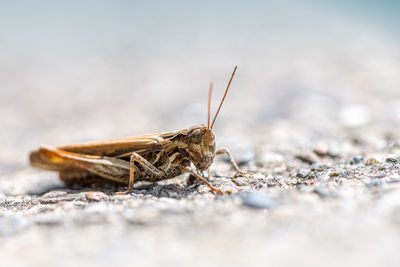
[1,1,400,267]
[1,0,400,174]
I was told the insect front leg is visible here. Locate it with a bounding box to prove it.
[215,148,253,177]
[116,152,163,195]
[184,167,224,195]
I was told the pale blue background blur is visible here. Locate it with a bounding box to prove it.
[0,0,399,173]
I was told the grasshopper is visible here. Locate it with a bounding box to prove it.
[30,66,252,195]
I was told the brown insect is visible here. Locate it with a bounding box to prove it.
[30,66,252,195]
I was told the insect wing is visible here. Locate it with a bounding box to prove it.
[57,134,167,156]
[32,146,131,184]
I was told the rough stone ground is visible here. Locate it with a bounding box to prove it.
[1,3,400,267]
[2,121,400,267]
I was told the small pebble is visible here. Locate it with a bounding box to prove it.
[236,150,255,164]
[40,193,86,204]
[242,192,275,209]
[260,152,284,164]
[150,186,162,196]
[41,190,68,199]
[86,191,109,202]
[34,215,62,226]
[366,158,380,166]
[389,178,400,184]
[167,192,179,198]
[314,187,338,198]
[385,154,398,163]
[329,171,340,177]
[297,168,310,178]
[310,163,327,171]
[314,143,329,156]
[296,151,319,164]
[351,155,364,164]
[327,147,341,158]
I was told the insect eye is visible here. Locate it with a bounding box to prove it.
[190,129,202,144]
[209,142,215,152]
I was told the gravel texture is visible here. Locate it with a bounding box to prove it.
[2,2,400,267]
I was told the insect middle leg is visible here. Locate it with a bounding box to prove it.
[215,148,253,176]
[116,152,163,195]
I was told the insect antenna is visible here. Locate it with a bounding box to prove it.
[210,65,237,129]
[207,82,213,129]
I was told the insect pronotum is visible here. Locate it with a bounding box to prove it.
[30,66,252,195]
